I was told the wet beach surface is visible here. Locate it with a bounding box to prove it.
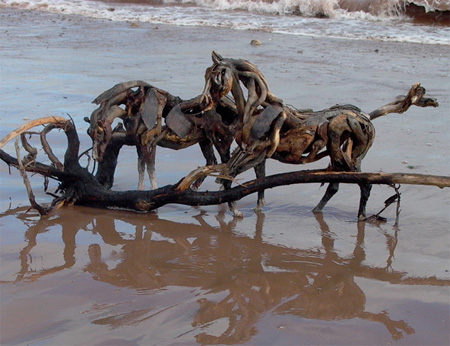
[1,8,449,345]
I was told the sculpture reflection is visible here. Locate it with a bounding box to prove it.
[4,206,448,343]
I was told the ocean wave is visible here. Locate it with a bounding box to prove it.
[1,0,449,44]
[1,0,448,18]
[168,0,449,21]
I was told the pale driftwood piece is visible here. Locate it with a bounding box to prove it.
[174,164,227,192]
[0,116,68,150]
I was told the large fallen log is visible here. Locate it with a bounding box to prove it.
[71,168,450,212]
[1,141,449,214]
[77,166,450,211]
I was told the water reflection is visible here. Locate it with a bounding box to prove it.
[3,206,448,343]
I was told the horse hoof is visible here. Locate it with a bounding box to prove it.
[232,210,244,218]
[364,214,387,223]
[254,201,265,213]
[358,214,367,221]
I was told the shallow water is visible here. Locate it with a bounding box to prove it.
[0,8,449,345]
[1,199,449,344]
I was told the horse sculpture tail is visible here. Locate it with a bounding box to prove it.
[369,83,438,121]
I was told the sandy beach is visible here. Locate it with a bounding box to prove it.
[0,8,449,345]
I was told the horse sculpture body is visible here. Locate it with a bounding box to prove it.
[200,52,437,219]
[87,81,238,190]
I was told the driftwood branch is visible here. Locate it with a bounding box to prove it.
[0,116,68,150]
[14,139,48,216]
[0,149,72,181]
[40,124,64,171]
[75,168,450,212]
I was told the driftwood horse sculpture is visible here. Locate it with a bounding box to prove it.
[87,81,238,190]
[200,51,438,219]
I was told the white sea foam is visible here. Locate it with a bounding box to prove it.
[0,0,449,45]
[169,0,449,17]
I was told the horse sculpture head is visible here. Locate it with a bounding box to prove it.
[201,52,235,111]
[200,51,283,120]
[88,120,112,162]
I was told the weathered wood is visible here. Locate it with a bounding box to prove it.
[0,116,68,150]
[65,168,450,212]
[14,139,48,216]
[165,104,194,138]
[92,80,151,105]
[369,83,439,120]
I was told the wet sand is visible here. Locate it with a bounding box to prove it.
[1,8,449,345]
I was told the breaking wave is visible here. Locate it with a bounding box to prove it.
[1,0,449,44]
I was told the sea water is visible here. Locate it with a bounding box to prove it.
[1,0,449,45]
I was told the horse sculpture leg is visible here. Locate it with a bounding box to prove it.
[137,146,146,191]
[354,156,372,219]
[312,182,340,214]
[136,144,158,190]
[225,147,267,217]
[345,116,374,220]
[312,172,372,219]
[254,161,266,211]
[313,167,372,219]
[225,183,243,218]
[358,181,372,220]
[147,144,158,190]
[310,115,348,214]
[313,113,374,218]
